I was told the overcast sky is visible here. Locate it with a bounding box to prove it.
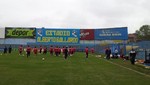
[0,0,150,33]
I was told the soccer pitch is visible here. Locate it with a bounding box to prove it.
[0,52,150,85]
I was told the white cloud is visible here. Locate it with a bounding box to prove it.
[0,0,150,33]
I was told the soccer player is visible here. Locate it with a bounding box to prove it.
[64,46,68,59]
[49,45,53,56]
[69,46,72,56]
[71,46,74,56]
[58,47,61,56]
[8,45,12,54]
[45,47,47,54]
[62,46,65,57]
[43,46,47,54]
[85,47,89,58]
[73,47,76,54]
[39,46,42,54]
[4,46,7,54]
[18,45,23,55]
[91,48,94,54]
[26,45,31,58]
[33,46,38,55]
[54,46,58,56]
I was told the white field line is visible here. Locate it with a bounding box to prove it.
[96,55,150,78]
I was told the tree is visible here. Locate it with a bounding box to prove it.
[136,25,150,40]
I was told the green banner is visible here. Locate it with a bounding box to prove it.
[5,27,36,38]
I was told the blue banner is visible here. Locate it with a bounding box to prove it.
[36,28,80,44]
[94,27,128,40]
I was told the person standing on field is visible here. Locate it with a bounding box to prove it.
[8,45,12,54]
[68,46,72,56]
[106,47,111,60]
[129,48,136,65]
[26,45,31,58]
[58,47,61,56]
[62,46,65,57]
[18,45,23,55]
[64,46,68,59]
[114,48,118,58]
[49,45,53,56]
[33,46,38,55]
[43,46,47,54]
[4,46,7,54]
[91,48,94,54]
[85,47,89,58]
[71,47,74,56]
[54,46,58,56]
[39,46,42,54]
[72,47,76,54]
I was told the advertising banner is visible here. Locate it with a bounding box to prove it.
[95,27,128,40]
[36,28,80,44]
[0,28,5,38]
[80,29,94,40]
[5,27,36,38]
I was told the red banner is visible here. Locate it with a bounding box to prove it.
[80,29,94,40]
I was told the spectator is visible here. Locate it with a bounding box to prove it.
[114,48,118,58]
[129,48,136,65]
[8,45,12,54]
[106,47,111,60]
[4,46,7,54]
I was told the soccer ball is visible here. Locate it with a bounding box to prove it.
[24,49,26,51]
[42,58,45,61]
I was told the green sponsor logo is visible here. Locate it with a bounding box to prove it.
[6,28,35,38]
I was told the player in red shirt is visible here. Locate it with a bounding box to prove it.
[26,45,31,58]
[49,45,53,56]
[72,47,75,54]
[91,48,94,54]
[33,46,38,55]
[54,46,58,56]
[62,46,65,57]
[18,45,23,55]
[43,46,47,54]
[58,47,61,56]
[39,46,42,54]
[71,47,74,56]
[85,47,89,58]
[69,46,72,56]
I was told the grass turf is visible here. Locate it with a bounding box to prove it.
[0,51,150,85]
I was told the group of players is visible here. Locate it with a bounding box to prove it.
[18,45,95,59]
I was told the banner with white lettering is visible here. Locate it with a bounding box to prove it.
[94,27,128,40]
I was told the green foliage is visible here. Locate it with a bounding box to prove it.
[136,25,150,40]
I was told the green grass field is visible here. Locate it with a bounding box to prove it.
[0,51,150,85]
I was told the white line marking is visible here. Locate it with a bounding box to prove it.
[97,56,150,78]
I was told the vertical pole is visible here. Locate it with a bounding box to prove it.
[83,39,85,52]
[145,49,147,63]
[123,40,126,55]
[94,40,96,53]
